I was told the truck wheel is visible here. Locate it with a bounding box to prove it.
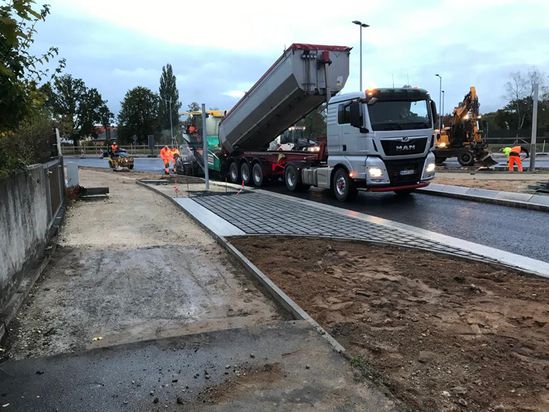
[240,162,251,185]
[285,164,305,192]
[332,168,357,202]
[252,163,264,187]
[457,151,475,166]
[228,161,239,183]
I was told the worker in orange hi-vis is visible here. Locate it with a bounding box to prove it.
[503,145,529,172]
[160,145,171,175]
[170,146,180,172]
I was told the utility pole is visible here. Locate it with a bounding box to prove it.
[441,90,445,126]
[530,83,539,172]
[201,104,209,190]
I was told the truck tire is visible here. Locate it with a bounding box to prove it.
[252,163,264,187]
[240,162,251,185]
[332,168,357,202]
[457,151,475,166]
[285,164,310,192]
[228,161,239,183]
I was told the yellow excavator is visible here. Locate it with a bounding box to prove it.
[434,86,496,166]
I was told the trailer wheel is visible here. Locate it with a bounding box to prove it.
[240,162,251,185]
[457,151,475,166]
[332,168,357,202]
[228,161,240,183]
[252,163,264,187]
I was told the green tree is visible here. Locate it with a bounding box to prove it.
[297,104,327,139]
[118,86,159,144]
[48,75,110,144]
[187,102,200,112]
[158,64,181,133]
[98,104,113,140]
[0,0,65,132]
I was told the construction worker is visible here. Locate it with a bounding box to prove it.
[501,145,529,172]
[170,146,180,172]
[108,140,119,158]
[160,145,171,175]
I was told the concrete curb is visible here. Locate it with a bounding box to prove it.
[136,180,346,353]
[418,183,549,212]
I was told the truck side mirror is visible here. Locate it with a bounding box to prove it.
[349,102,362,128]
[430,100,438,128]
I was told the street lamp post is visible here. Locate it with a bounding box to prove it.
[352,20,369,91]
[435,74,442,131]
[441,90,445,127]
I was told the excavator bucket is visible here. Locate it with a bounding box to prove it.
[477,151,498,167]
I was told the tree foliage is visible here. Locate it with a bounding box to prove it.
[0,0,65,132]
[187,101,200,112]
[118,86,159,144]
[158,64,181,132]
[47,74,110,144]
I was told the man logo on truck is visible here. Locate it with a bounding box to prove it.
[395,144,416,151]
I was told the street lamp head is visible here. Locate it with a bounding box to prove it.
[352,20,369,27]
[435,73,441,78]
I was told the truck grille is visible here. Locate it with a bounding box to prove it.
[385,159,425,185]
[381,137,427,156]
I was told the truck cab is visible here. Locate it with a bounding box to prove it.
[320,88,437,200]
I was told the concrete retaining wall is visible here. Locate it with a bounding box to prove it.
[0,161,64,315]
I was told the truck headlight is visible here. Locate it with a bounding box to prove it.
[368,167,383,178]
[366,157,390,184]
[421,152,436,180]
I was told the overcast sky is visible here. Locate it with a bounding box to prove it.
[32,0,549,117]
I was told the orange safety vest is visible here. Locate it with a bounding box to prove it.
[171,148,180,157]
[111,144,118,152]
[510,146,521,156]
[160,147,170,161]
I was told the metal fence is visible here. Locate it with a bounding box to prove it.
[60,145,166,157]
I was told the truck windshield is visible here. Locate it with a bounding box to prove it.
[368,100,431,131]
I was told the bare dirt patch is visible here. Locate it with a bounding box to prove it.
[231,236,549,411]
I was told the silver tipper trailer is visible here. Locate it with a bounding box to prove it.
[219,44,351,153]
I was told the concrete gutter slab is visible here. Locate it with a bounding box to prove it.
[493,191,534,202]
[173,198,245,237]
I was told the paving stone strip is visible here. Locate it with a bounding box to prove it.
[192,191,498,264]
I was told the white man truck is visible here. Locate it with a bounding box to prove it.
[198,43,437,201]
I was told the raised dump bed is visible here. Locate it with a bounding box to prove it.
[219,43,351,154]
